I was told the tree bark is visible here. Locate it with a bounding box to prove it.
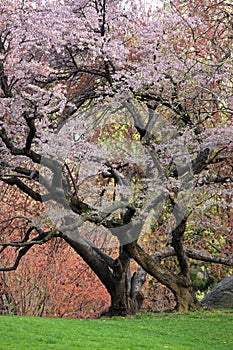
[174,282,200,311]
[124,241,201,312]
[107,250,131,316]
[102,250,145,316]
[171,218,201,311]
[62,234,115,296]
[63,234,145,316]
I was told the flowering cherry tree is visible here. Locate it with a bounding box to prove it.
[0,0,232,315]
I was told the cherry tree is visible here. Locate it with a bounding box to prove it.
[0,0,232,315]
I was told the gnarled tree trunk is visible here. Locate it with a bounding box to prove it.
[106,250,145,316]
[124,241,201,312]
[173,278,200,311]
[63,234,145,317]
[171,218,201,311]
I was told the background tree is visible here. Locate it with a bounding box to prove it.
[0,0,232,316]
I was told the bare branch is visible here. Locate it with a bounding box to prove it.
[1,176,42,202]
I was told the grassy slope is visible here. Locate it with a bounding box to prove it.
[0,311,232,350]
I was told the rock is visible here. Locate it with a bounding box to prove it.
[201,275,233,309]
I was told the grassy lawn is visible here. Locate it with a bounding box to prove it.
[0,310,232,350]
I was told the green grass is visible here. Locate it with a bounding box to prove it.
[0,310,232,350]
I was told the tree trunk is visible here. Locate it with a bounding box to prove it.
[173,278,201,312]
[63,234,145,317]
[63,234,115,295]
[171,218,201,311]
[124,242,202,312]
[103,250,145,316]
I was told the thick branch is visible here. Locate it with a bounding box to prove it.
[131,246,233,296]
[0,127,41,164]
[171,218,190,277]
[1,176,42,202]
[151,246,233,266]
[24,113,37,151]
[83,237,115,268]
[192,148,210,174]
[0,127,63,172]
[123,101,146,138]
[124,242,180,293]
[62,234,114,295]
[185,248,233,266]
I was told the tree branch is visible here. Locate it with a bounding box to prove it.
[24,112,37,151]
[1,176,42,202]
[0,228,57,271]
